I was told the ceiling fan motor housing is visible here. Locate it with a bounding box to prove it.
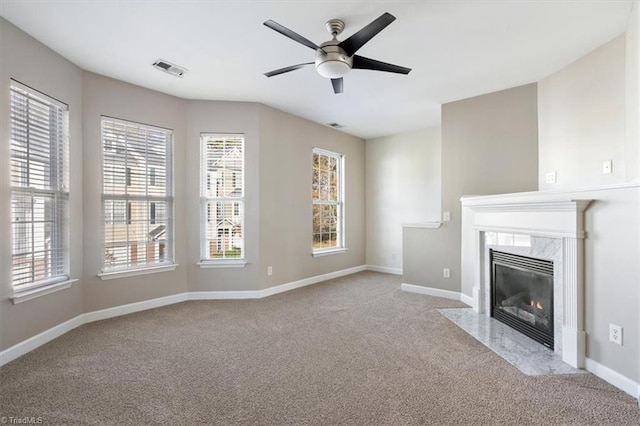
[315,40,353,79]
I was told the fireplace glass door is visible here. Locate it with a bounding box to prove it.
[490,250,554,349]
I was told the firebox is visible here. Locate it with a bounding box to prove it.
[490,250,554,349]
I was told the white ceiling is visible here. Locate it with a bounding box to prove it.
[0,1,633,139]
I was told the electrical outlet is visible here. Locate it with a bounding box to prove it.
[609,323,622,345]
[603,160,612,175]
[267,266,273,276]
[545,171,557,184]
[443,211,451,222]
[443,268,450,278]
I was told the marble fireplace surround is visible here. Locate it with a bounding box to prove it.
[461,194,592,368]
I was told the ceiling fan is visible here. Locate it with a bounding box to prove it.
[263,12,411,94]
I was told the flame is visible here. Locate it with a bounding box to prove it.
[536,301,543,310]
[530,300,544,310]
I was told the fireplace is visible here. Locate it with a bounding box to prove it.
[462,197,591,368]
[490,250,554,349]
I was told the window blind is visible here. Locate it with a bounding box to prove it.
[102,118,173,270]
[10,81,69,289]
[200,134,244,260]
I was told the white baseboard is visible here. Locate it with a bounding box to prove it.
[366,265,402,275]
[401,283,462,302]
[0,315,84,366]
[189,291,259,300]
[0,265,368,366]
[189,265,368,300]
[585,357,640,398]
[84,293,188,323]
[260,265,368,298]
[0,293,190,367]
[460,293,474,307]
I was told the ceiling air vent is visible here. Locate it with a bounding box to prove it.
[327,123,344,129]
[152,59,187,77]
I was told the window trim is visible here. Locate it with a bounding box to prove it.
[10,278,78,304]
[97,262,178,280]
[196,259,247,269]
[100,116,175,274]
[311,248,349,258]
[9,80,72,293]
[199,133,245,265]
[311,147,346,256]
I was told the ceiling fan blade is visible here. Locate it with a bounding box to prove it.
[264,63,314,77]
[352,55,411,74]
[338,12,396,56]
[331,78,343,94]
[264,20,321,51]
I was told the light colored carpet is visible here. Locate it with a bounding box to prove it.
[1,271,638,425]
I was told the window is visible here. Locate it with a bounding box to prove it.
[101,117,173,272]
[10,81,69,290]
[312,148,344,254]
[200,134,244,262]
[104,200,126,224]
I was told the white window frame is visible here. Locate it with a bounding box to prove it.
[312,147,347,257]
[9,80,75,298]
[99,117,176,279]
[198,133,246,268]
[104,199,126,225]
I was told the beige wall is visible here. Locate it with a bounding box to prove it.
[258,105,366,289]
[81,72,188,312]
[402,226,454,289]
[538,35,627,189]
[404,84,539,292]
[185,102,366,293]
[365,128,441,273]
[186,101,261,292]
[534,20,639,382]
[0,18,85,350]
[582,187,640,382]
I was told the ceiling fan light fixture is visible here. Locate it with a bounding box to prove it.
[263,12,411,93]
[316,60,351,79]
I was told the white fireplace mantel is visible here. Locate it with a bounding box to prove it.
[461,194,592,369]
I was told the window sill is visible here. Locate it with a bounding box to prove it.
[98,263,178,280]
[10,278,79,304]
[197,260,247,269]
[312,248,348,258]
[402,222,442,229]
